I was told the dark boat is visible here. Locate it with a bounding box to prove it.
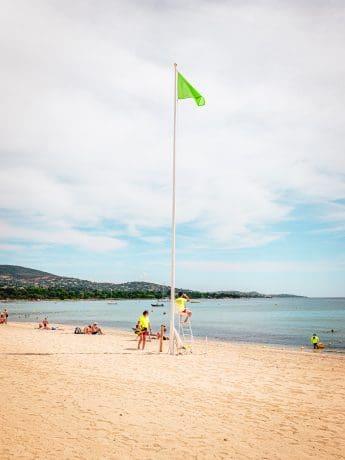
[151,303,164,307]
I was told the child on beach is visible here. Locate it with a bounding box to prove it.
[176,292,192,323]
[137,310,151,350]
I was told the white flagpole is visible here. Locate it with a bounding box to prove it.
[169,63,178,355]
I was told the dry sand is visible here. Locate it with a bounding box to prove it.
[0,322,344,460]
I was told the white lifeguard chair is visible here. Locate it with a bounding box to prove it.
[174,303,194,353]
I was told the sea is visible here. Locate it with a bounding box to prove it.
[4,297,345,350]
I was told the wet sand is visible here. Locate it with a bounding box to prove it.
[0,322,344,459]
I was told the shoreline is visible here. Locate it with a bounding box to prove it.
[4,321,345,357]
[0,294,310,302]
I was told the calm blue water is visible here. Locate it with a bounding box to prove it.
[4,297,345,349]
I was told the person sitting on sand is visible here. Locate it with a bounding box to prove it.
[133,324,164,340]
[83,324,92,334]
[310,333,320,349]
[176,292,192,323]
[38,318,62,331]
[157,325,169,341]
[39,317,51,329]
[91,323,103,335]
[137,310,151,350]
[134,327,169,341]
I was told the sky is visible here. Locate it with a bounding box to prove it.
[0,0,345,296]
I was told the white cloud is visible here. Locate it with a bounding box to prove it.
[0,0,345,253]
[181,259,345,274]
[0,244,24,252]
[0,221,125,252]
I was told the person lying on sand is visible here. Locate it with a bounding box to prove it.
[83,325,92,334]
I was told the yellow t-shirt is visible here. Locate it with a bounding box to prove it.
[176,297,187,312]
[138,314,150,329]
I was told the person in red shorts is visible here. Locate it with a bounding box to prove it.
[137,310,151,350]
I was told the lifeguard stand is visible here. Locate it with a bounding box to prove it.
[174,304,194,354]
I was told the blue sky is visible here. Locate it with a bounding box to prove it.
[1,1,345,296]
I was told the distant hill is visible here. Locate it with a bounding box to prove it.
[0,265,304,300]
[0,265,169,294]
[0,265,59,280]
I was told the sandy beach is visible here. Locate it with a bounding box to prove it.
[0,323,344,460]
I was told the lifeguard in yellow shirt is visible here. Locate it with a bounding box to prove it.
[176,292,192,323]
[137,310,151,350]
[310,333,320,350]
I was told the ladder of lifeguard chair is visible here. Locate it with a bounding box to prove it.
[178,318,194,352]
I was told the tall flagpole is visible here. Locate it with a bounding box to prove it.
[169,63,178,355]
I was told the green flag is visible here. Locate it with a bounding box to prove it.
[177,72,205,106]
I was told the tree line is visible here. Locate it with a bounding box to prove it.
[0,286,251,300]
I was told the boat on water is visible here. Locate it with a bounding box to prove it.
[151,303,164,307]
[190,300,201,303]
[107,300,117,304]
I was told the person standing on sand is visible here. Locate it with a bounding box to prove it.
[0,311,5,324]
[137,310,151,350]
[311,333,320,349]
[3,308,8,324]
[176,292,192,323]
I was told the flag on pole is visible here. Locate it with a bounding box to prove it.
[169,65,205,355]
[177,72,205,106]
